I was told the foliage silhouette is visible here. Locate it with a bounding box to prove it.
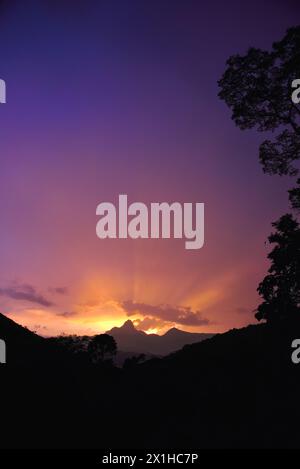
[218,26,300,210]
[219,26,300,323]
[256,214,300,323]
[87,333,117,364]
[289,178,300,212]
[123,353,146,370]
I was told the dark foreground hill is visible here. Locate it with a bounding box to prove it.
[1,312,300,448]
[0,313,99,448]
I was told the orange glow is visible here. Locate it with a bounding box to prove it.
[144,328,159,335]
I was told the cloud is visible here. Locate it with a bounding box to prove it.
[0,284,53,307]
[56,311,78,318]
[49,287,68,295]
[133,317,168,331]
[121,300,210,327]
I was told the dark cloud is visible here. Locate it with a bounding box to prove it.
[56,311,77,318]
[49,287,68,295]
[122,300,210,327]
[0,284,53,307]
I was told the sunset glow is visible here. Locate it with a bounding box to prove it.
[0,0,292,338]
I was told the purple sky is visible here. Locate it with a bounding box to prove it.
[0,0,297,335]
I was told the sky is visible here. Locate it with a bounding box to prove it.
[0,0,297,336]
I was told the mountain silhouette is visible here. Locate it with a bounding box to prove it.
[0,311,41,342]
[106,320,214,355]
[0,312,47,365]
[2,311,300,449]
[0,312,99,449]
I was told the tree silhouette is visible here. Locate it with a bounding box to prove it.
[289,178,300,212]
[123,353,146,370]
[255,214,300,323]
[87,334,117,364]
[218,26,300,209]
[219,26,300,323]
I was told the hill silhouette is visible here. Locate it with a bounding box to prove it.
[106,319,214,355]
[1,312,300,448]
[0,312,99,448]
[0,312,45,364]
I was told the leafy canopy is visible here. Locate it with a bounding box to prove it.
[219,26,300,210]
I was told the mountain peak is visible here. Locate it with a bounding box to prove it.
[106,319,214,355]
[121,320,136,331]
[106,319,138,335]
[164,327,181,336]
